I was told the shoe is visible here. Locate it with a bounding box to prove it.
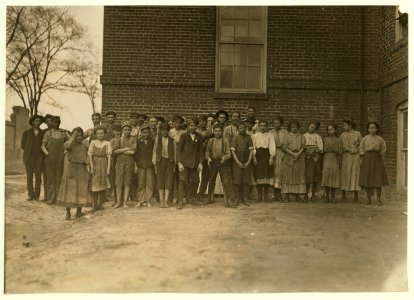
[65,213,71,220]
[176,200,183,210]
[228,200,237,209]
[243,200,250,206]
[364,198,372,205]
[147,201,152,207]
[27,197,34,201]
[75,212,82,219]
[303,195,308,203]
[310,195,315,203]
[377,198,383,206]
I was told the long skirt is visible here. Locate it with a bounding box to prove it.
[57,157,93,207]
[305,154,322,184]
[359,151,389,188]
[254,148,274,185]
[273,148,284,188]
[321,153,341,188]
[91,156,110,192]
[340,152,361,191]
[281,153,306,194]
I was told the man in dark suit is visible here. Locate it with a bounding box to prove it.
[176,117,204,209]
[21,115,45,201]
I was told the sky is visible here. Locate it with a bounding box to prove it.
[5,6,104,131]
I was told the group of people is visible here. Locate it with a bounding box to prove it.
[21,105,389,220]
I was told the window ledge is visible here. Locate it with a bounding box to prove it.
[213,92,268,100]
[393,36,408,52]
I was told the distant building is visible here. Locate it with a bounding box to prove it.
[101,6,408,194]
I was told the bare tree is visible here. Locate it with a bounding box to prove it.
[6,6,87,116]
[63,50,102,113]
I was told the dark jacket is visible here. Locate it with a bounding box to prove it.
[135,138,154,168]
[176,131,204,168]
[21,128,45,164]
[154,136,175,163]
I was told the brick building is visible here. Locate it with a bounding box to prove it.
[101,6,408,195]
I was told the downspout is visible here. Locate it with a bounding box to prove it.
[360,7,365,132]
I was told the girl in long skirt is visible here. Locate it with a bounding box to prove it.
[271,115,288,201]
[359,122,389,206]
[281,120,306,203]
[88,125,112,211]
[304,121,323,202]
[339,119,362,203]
[57,128,93,220]
[252,120,275,202]
[321,123,342,203]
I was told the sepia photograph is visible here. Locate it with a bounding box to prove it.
[2,0,411,296]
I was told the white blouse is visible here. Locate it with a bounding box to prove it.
[304,132,323,152]
[252,132,276,157]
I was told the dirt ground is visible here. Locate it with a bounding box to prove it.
[4,175,408,293]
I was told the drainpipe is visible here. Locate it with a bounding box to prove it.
[360,7,365,132]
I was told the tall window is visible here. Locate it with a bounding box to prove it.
[216,6,267,93]
[395,6,408,42]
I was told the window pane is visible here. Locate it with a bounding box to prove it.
[220,66,233,89]
[220,20,234,42]
[235,44,247,66]
[221,7,234,20]
[249,20,262,42]
[249,7,262,20]
[235,20,248,42]
[234,7,248,19]
[247,66,261,89]
[233,66,247,88]
[248,45,261,66]
[403,129,408,148]
[220,44,234,66]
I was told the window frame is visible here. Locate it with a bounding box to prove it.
[215,6,267,94]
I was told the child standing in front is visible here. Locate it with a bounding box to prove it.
[321,123,342,203]
[270,115,288,202]
[304,121,323,202]
[339,119,362,203]
[206,124,235,208]
[281,120,306,203]
[152,123,175,208]
[88,125,112,211]
[112,122,137,208]
[359,122,388,206]
[231,122,254,206]
[135,125,155,208]
[176,117,204,209]
[57,127,93,219]
[252,120,275,202]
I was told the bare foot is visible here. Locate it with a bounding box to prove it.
[113,203,121,209]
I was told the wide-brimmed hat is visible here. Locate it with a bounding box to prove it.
[215,110,229,120]
[29,114,45,126]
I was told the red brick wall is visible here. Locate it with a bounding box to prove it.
[101,6,407,185]
[376,7,408,185]
[102,6,365,124]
